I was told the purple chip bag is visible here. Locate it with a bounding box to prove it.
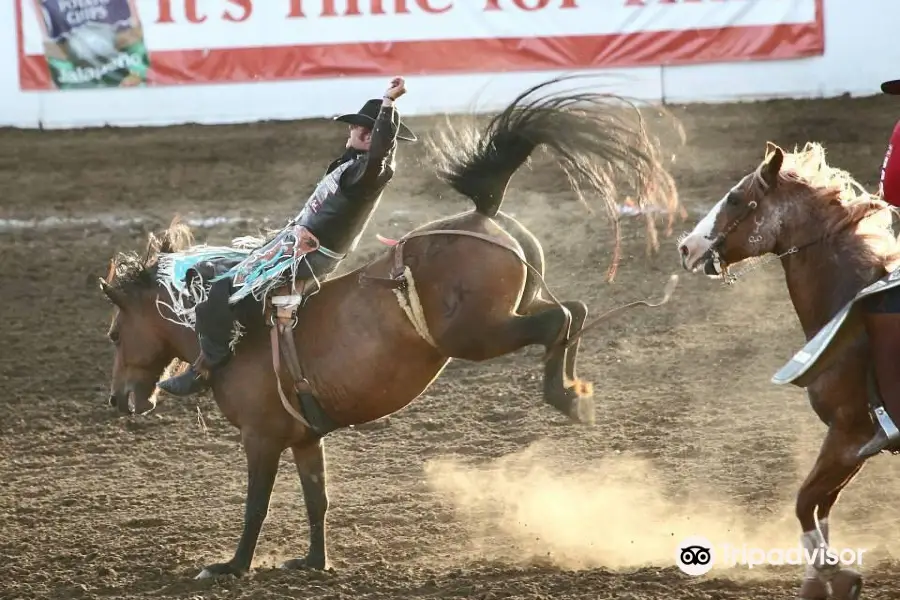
[40,0,135,41]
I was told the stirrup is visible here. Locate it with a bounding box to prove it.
[873,405,900,440]
[857,432,900,458]
[857,407,900,458]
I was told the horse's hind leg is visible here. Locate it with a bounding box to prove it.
[503,215,586,389]
[281,438,331,571]
[519,292,589,382]
[558,300,589,387]
[450,299,594,424]
[522,296,592,400]
[541,299,593,423]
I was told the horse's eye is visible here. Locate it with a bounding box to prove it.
[726,192,740,206]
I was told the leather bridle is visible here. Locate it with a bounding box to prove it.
[703,193,893,285]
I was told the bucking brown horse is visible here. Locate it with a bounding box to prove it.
[678,141,900,600]
[99,77,681,579]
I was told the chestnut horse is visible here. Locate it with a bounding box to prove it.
[99,78,681,579]
[677,141,900,600]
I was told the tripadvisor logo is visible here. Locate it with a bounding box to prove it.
[675,536,867,576]
[676,536,714,576]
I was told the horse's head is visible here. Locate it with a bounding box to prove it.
[678,142,799,278]
[99,221,194,414]
[100,274,170,414]
[678,141,891,281]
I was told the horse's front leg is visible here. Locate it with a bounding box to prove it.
[196,430,283,579]
[281,438,331,571]
[795,424,867,600]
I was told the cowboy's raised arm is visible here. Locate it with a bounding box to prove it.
[341,78,406,191]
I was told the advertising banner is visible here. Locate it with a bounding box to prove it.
[16,0,826,91]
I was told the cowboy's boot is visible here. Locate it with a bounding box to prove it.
[157,289,235,397]
[156,337,230,397]
[857,305,900,459]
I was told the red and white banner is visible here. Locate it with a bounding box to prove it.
[16,0,825,91]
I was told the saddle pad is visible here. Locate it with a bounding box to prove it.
[158,245,252,298]
[772,265,900,386]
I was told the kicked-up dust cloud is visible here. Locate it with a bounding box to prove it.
[423,441,898,576]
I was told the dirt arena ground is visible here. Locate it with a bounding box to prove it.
[3,92,900,600]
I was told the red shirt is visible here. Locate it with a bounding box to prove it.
[880,120,900,207]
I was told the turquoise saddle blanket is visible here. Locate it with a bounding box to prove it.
[157,245,250,299]
[156,229,309,318]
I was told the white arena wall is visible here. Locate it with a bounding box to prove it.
[1,0,897,130]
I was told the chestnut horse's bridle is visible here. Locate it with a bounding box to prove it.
[702,198,796,285]
[706,199,758,257]
[705,196,895,285]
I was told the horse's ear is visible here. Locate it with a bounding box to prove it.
[761,142,784,188]
[99,278,126,309]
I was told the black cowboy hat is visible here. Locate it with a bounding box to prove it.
[882,80,900,95]
[333,98,417,142]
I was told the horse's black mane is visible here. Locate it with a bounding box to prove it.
[107,251,159,295]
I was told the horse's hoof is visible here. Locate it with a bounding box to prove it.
[194,562,245,580]
[797,577,828,600]
[568,392,595,426]
[280,557,334,572]
[829,569,862,600]
[571,377,594,398]
[547,383,594,425]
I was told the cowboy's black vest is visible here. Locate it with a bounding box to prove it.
[293,104,399,256]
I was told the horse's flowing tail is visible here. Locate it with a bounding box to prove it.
[427,75,683,280]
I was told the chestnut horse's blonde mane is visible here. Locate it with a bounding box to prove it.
[752,141,900,270]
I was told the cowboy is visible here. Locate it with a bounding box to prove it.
[157,76,418,397]
[856,77,900,457]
